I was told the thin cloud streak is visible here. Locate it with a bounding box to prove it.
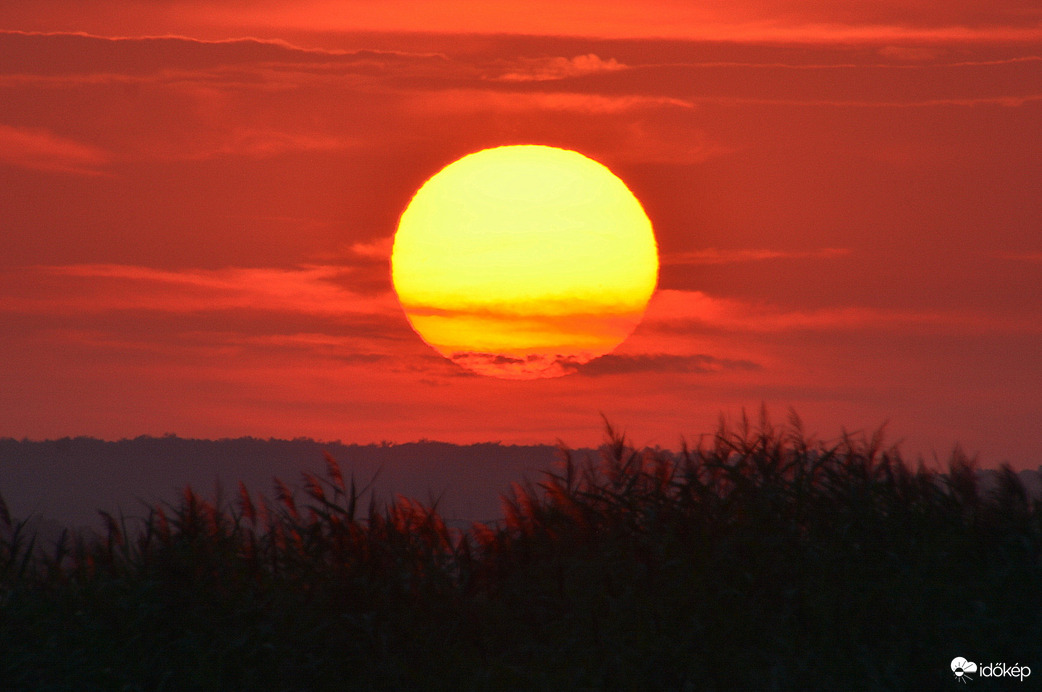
[646,290,1042,335]
[184,128,359,160]
[190,1,1042,43]
[574,352,760,377]
[348,237,394,260]
[0,123,111,175]
[0,265,399,317]
[416,89,695,114]
[490,54,627,82]
[682,93,1042,109]
[0,30,447,75]
[664,248,851,266]
[994,251,1042,263]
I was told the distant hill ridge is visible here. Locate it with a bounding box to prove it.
[1,435,1039,535]
[0,436,570,532]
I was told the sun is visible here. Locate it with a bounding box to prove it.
[391,144,658,379]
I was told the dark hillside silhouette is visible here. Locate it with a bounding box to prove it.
[0,436,564,531]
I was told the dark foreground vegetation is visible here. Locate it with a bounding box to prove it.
[2,412,1041,691]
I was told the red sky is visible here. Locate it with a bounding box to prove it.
[1,2,1040,467]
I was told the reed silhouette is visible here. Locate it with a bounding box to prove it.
[2,410,1040,690]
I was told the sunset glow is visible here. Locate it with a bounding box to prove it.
[392,145,658,378]
[4,4,1042,686]
[0,1,1039,465]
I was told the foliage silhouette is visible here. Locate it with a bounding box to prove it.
[2,411,1041,690]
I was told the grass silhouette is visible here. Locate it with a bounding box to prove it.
[2,410,1041,690]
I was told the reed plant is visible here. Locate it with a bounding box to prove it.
[2,410,1040,690]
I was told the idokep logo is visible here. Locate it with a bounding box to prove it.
[952,658,977,683]
[951,657,1032,683]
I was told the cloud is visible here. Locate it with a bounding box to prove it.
[0,32,442,165]
[5,2,1042,44]
[0,264,399,317]
[574,352,760,376]
[645,290,1042,335]
[222,333,400,363]
[441,351,570,379]
[664,248,850,266]
[417,88,694,115]
[439,350,761,379]
[877,46,945,62]
[348,237,394,261]
[0,30,446,77]
[492,54,626,82]
[0,123,110,175]
[190,128,357,160]
[764,95,1042,109]
[601,121,734,165]
[994,251,1042,263]
[243,3,1042,43]
[153,0,1042,43]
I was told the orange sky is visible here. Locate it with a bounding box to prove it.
[1,3,1040,467]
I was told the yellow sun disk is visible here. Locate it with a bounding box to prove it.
[392,145,658,378]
